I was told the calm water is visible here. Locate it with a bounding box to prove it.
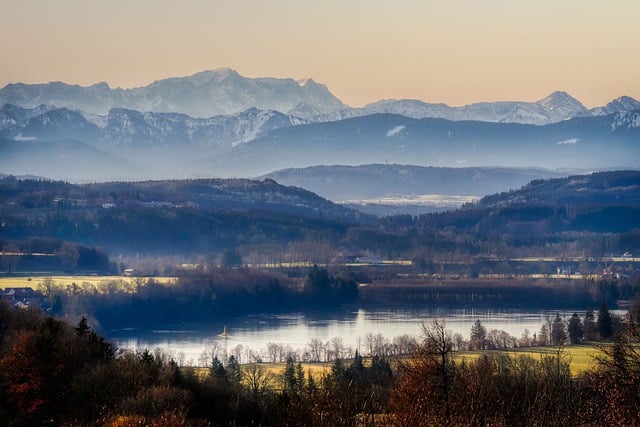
[107,307,608,366]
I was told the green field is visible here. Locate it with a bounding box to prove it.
[0,275,177,290]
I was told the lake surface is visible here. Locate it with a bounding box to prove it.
[107,307,611,366]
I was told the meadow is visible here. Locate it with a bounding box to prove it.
[218,344,604,382]
[0,275,176,290]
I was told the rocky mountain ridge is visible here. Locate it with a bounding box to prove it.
[2,69,638,125]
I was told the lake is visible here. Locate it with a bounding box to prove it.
[107,307,612,366]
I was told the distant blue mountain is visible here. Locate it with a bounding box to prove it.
[212,111,640,176]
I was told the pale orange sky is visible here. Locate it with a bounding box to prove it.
[0,0,638,108]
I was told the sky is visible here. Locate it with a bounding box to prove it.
[0,0,638,108]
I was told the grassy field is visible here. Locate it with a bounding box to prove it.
[0,275,177,290]
[191,345,605,384]
[455,344,602,376]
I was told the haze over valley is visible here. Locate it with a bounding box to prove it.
[1,70,639,214]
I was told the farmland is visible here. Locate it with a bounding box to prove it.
[0,275,176,290]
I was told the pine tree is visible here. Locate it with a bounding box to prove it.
[539,323,550,346]
[351,349,364,373]
[598,304,614,339]
[470,319,487,350]
[583,308,598,340]
[227,355,241,384]
[283,356,297,394]
[551,313,568,345]
[210,356,227,382]
[568,313,584,344]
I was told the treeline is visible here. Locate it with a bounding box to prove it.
[37,264,640,329]
[361,277,640,309]
[46,265,358,329]
[1,238,115,273]
[2,301,640,425]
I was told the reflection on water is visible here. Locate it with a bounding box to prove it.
[107,307,606,366]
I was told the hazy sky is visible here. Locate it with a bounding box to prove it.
[1,0,638,107]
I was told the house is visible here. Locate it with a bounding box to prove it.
[1,287,41,307]
[123,268,138,277]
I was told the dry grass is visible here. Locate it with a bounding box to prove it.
[455,344,602,376]
[0,275,176,290]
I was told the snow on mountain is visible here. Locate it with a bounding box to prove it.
[1,69,637,126]
[210,111,640,177]
[0,104,305,150]
[591,96,640,116]
[0,69,348,118]
[535,91,588,120]
[610,110,640,131]
[326,92,590,126]
[0,104,56,129]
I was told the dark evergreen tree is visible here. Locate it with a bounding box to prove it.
[551,313,568,345]
[283,356,297,394]
[568,312,584,344]
[226,355,241,384]
[598,304,614,339]
[210,356,227,382]
[470,319,487,350]
[584,308,598,340]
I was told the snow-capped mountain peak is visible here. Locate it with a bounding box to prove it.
[536,91,587,115]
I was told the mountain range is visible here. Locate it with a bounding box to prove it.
[212,111,640,176]
[1,103,638,181]
[0,69,346,119]
[1,68,639,124]
[1,68,639,198]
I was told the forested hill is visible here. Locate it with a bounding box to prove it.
[415,170,640,235]
[0,177,360,220]
[477,170,640,207]
[0,177,366,255]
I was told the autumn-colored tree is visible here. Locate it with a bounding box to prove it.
[1,317,74,423]
[390,319,455,426]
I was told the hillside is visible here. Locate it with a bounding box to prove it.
[417,170,640,235]
[0,177,364,255]
[212,111,640,176]
[1,171,638,264]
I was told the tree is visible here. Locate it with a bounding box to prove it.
[226,355,242,384]
[470,319,487,350]
[57,242,79,272]
[390,319,455,425]
[583,308,598,341]
[551,313,568,345]
[306,264,331,296]
[283,356,297,394]
[538,323,550,346]
[1,242,20,273]
[582,323,640,425]
[210,356,227,382]
[598,304,614,339]
[568,313,584,344]
[221,249,243,268]
[243,364,273,399]
[307,338,324,362]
